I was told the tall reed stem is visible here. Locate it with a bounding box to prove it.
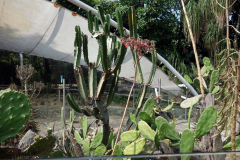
[111,57,140,156]
[180,0,206,107]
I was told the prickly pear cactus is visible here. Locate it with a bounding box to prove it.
[123,138,146,155]
[121,130,140,142]
[209,70,219,93]
[142,98,156,116]
[0,90,31,143]
[90,132,103,149]
[180,95,202,108]
[23,135,56,158]
[180,129,194,160]
[139,111,155,124]
[138,121,156,142]
[155,117,180,141]
[93,144,106,156]
[194,106,217,138]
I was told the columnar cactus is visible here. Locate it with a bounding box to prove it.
[0,89,31,143]
[67,6,128,145]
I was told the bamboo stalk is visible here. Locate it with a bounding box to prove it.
[111,56,140,156]
[231,51,240,160]
[180,0,206,107]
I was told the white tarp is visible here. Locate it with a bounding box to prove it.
[0,0,183,96]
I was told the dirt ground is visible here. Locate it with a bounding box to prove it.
[31,94,189,136]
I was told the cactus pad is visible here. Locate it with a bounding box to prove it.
[180,129,194,160]
[139,111,154,123]
[155,117,180,141]
[121,130,140,142]
[90,132,103,149]
[209,70,219,92]
[23,135,55,158]
[123,138,145,155]
[93,144,106,156]
[180,95,202,108]
[203,57,214,70]
[194,106,217,138]
[0,90,31,143]
[184,75,193,84]
[142,98,155,116]
[138,121,155,141]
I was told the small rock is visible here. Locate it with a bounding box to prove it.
[18,130,37,151]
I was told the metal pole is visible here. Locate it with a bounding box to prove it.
[158,79,161,104]
[185,90,188,119]
[58,88,60,109]
[63,79,66,121]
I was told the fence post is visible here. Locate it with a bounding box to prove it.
[63,79,66,122]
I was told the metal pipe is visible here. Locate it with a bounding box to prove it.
[66,0,198,97]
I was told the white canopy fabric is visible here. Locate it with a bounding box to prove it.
[0,0,183,96]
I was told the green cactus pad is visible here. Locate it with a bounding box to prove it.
[180,95,202,108]
[130,113,138,125]
[157,123,168,140]
[74,130,83,145]
[203,57,214,70]
[106,132,113,147]
[123,138,145,155]
[23,136,55,158]
[209,70,219,92]
[50,150,64,158]
[194,106,217,138]
[120,130,140,142]
[184,75,193,84]
[155,117,180,141]
[200,65,207,75]
[223,135,240,149]
[142,98,156,116]
[82,138,90,156]
[211,85,220,94]
[113,144,122,158]
[82,115,88,139]
[180,129,194,160]
[139,111,154,124]
[162,102,174,112]
[138,121,155,141]
[93,144,106,156]
[90,132,103,149]
[0,90,31,143]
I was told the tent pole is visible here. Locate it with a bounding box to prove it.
[66,0,198,97]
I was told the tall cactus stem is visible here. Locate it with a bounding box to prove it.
[128,7,133,37]
[83,35,89,64]
[87,10,93,33]
[94,16,99,31]
[116,8,123,37]
[181,0,206,107]
[97,6,105,26]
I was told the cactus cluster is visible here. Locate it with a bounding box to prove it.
[118,96,217,157]
[67,6,129,145]
[0,89,31,143]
